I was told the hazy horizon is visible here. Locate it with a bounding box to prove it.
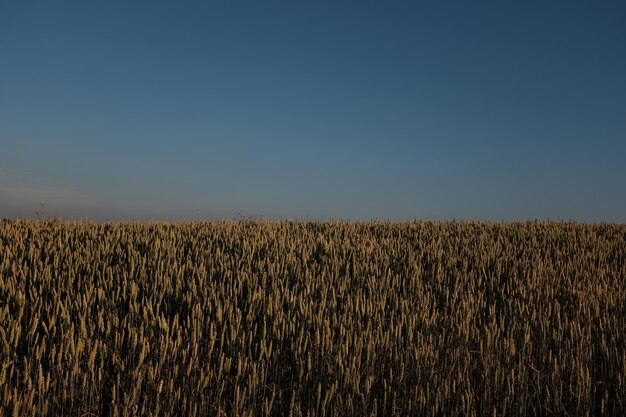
[2,1,625,223]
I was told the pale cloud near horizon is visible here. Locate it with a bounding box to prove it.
[0,182,157,221]
[0,182,100,215]
[0,168,145,220]
[0,165,97,214]
[0,181,239,221]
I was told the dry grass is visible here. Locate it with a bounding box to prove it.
[0,219,624,416]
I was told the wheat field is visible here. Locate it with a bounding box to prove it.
[0,219,624,416]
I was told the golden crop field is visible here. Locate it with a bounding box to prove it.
[0,219,624,416]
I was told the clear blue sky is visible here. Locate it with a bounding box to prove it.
[1,1,625,222]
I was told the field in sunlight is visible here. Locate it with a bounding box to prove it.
[1,220,624,416]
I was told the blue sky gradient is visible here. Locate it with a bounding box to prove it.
[1,1,625,221]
